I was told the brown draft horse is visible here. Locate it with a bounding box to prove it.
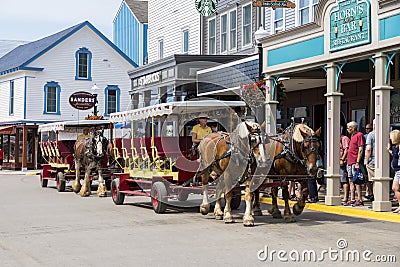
[197,121,267,226]
[72,129,109,197]
[253,123,321,222]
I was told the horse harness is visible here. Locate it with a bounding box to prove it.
[202,129,262,182]
[75,133,106,161]
[270,124,319,169]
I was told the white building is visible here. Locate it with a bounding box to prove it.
[0,21,137,170]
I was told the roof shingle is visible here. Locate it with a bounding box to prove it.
[125,0,148,23]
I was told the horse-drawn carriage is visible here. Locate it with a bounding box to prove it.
[38,120,113,195]
[108,100,248,213]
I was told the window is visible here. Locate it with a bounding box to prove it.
[104,85,120,116]
[230,10,237,50]
[242,4,252,46]
[299,0,319,25]
[313,0,319,17]
[158,39,164,59]
[208,18,216,54]
[75,47,92,80]
[221,14,227,53]
[274,8,284,33]
[183,30,189,54]
[43,81,61,114]
[9,80,14,115]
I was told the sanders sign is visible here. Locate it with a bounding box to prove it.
[69,91,96,110]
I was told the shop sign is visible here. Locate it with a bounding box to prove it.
[69,91,95,110]
[391,105,400,124]
[252,1,296,9]
[195,0,217,16]
[133,72,161,88]
[330,0,371,52]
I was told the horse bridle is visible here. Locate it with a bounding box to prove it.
[273,126,320,168]
[92,132,106,158]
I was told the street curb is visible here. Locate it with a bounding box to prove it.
[260,197,400,223]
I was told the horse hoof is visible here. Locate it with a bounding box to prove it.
[72,184,81,193]
[293,204,304,216]
[215,214,223,220]
[200,204,210,215]
[224,218,235,224]
[97,192,107,197]
[253,210,263,216]
[284,215,296,223]
[243,220,255,227]
[79,190,91,197]
[271,211,283,219]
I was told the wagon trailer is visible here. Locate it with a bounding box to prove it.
[109,100,247,213]
[38,120,114,192]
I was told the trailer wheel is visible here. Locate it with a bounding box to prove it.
[40,171,48,188]
[230,190,242,210]
[177,190,189,201]
[111,179,125,205]
[56,172,66,192]
[151,182,168,214]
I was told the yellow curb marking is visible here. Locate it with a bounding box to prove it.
[260,197,400,223]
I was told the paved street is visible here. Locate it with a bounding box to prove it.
[0,171,398,267]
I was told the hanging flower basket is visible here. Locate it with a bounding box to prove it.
[240,80,267,108]
[85,114,104,120]
[240,80,286,109]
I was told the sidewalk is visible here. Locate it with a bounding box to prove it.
[260,194,400,224]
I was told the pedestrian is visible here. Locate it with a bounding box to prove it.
[340,129,350,203]
[344,121,366,206]
[387,130,400,213]
[307,154,323,203]
[364,121,375,201]
[0,146,3,170]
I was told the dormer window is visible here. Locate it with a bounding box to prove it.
[75,47,92,80]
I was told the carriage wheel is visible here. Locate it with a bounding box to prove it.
[177,190,189,201]
[40,170,48,188]
[230,190,242,210]
[151,182,168,214]
[56,172,66,192]
[111,179,125,205]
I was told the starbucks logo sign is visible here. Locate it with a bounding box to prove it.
[195,0,217,16]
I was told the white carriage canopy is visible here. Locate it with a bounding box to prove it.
[109,100,247,123]
[38,120,111,133]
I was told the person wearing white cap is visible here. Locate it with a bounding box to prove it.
[191,113,212,145]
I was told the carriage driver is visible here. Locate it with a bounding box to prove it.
[77,128,91,140]
[192,113,212,145]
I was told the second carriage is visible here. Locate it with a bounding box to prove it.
[38,120,114,193]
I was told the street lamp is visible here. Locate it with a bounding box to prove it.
[254,25,268,81]
[91,83,99,116]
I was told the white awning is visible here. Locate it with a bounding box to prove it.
[38,120,110,132]
[109,100,247,123]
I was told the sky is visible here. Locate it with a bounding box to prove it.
[0,0,123,42]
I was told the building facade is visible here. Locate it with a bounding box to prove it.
[258,0,400,211]
[113,0,148,66]
[147,0,201,63]
[0,21,137,170]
